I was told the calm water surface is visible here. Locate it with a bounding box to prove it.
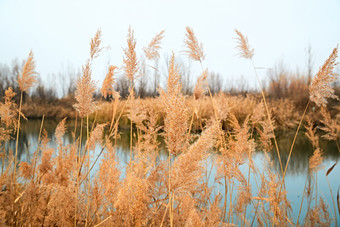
[4,119,340,225]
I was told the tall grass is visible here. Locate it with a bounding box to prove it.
[0,27,339,226]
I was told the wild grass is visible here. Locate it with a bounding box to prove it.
[0,27,339,226]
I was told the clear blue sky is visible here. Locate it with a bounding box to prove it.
[0,0,339,91]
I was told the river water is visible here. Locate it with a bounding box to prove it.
[3,119,340,225]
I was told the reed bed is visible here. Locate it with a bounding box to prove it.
[0,28,339,226]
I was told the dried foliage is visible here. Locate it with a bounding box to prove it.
[160,53,188,155]
[309,45,339,107]
[143,30,165,60]
[73,61,97,117]
[184,26,205,62]
[0,87,17,129]
[123,26,139,83]
[74,30,102,117]
[101,65,118,99]
[18,50,38,92]
[1,27,339,226]
[320,107,340,141]
[194,69,208,100]
[234,29,254,59]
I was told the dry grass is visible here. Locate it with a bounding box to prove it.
[0,27,339,226]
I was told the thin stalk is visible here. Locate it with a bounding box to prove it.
[85,115,90,227]
[13,91,23,182]
[325,172,338,225]
[168,152,173,227]
[188,106,195,135]
[79,95,131,184]
[278,101,310,199]
[32,114,45,182]
[274,100,310,227]
[228,181,234,223]
[296,172,309,226]
[130,89,133,162]
[222,172,228,223]
[250,59,283,176]
[75,117,83,226]
[243,127,255,226]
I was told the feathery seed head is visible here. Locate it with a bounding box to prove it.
[309,45,339,107]
[234,29,254,59]
[0,87,17,129]
[143,30,165,60]
[18,50,38,92]
[309,148,323,172]
[161,53,188,155]
[194,69,208,99]
[55,118,67,147]
[73,61,97,117]
[101,65,118,98]
[90,29,103,60]
[184,26,205,62]
[123,26,139,83]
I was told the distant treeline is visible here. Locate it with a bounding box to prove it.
[1,57,339,109]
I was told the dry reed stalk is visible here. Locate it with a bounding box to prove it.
[184,26,205,62]
[183,27,226,154]
[160,53,189,226]
[234,29,254,59]
[74,29,103,226]
[189,70,208,134]
[143,30,165,60]
[325,170,338,225]
[123,26,139,162]
[277,45,339,216]
[234,29,284,176]
[14,50,37,181]
[309,45,339,107]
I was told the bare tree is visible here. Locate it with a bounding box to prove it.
[116,74,130,98]
[137,59,148,98]
[208,71,223,95]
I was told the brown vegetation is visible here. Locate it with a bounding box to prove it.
[0,27,339,226]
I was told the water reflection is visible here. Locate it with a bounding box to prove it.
[4,119,340,176]
[2,119,340,223]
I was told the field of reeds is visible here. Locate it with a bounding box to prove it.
[0,27,339,226]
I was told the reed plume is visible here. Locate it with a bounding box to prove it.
[74,29,103,117]
[18,50,38,92]
[305,119,323,172]
[55,117,67,148]
[309,148,323,173]
[101,65,118,99]
[309,45,339,107]
[90,29,103,59]
[234,29,254,59]
[73,62,97,117]
[143,30,165,60]
[160,53,188,155]
[123,26,139,83]
[320,107,340,141]
[305,118,319,148]
[86,124,106,151]
[193,69,208,100]
[0,87,17,129]
[184,26,205,62]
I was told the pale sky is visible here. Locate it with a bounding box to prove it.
[0,0,339,92]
